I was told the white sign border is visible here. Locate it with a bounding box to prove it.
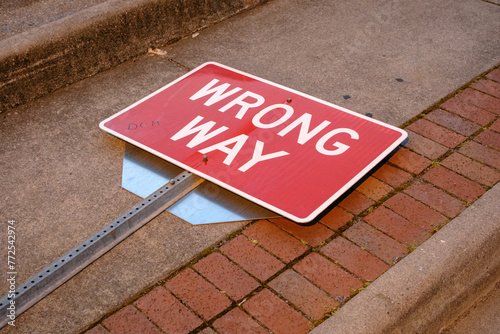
[100,62,408,223]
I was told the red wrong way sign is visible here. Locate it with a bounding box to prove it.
[100,62,407,223]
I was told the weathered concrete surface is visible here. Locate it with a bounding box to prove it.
[164,0,500,126]
[442,280,500,334]
[0,0,269,112]
[0,56,246,334]
[0,0,108,41]
[310,183,500,334]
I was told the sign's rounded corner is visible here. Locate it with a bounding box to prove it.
[288,214,315,225]
[397,128,409,146]
[98,120,109,131]
[399,128,409,139]
[199,61,224,69]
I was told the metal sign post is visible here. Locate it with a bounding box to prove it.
[0,171,203,328]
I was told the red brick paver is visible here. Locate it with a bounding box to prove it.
[404,181,466,218]
[85,325,109,334]
[269,269,339,320]
[338,190,375,215]
[343,222,408,264]
[425,109,481,136]
[384,193,447,230]
[199,328,217,334]
[243,289,311,334]
[356,177,393,201]
[472,79,500,98]
[134,286,202,334]
[166,268,232,320]
[441,88,498,124]
[243,220,309,263]
[213,308,268,334]
[193,252,259,301]
[102,305,161,334]
[491,119,500,133]
[294,253,362,297]
[475,130,500,151]
[320,237,390,281]
[270,217,334,247]
[372,164,413,188]
[423,165,486,202]
[319,206,353,230]
[407,118,466,148]
[388,147,431,174]
[487,68,500,82]
[459,141,500,170]
[405,131,449,159]
[219,235,284,281]
[441,152,500,186]
[364,206,431,246]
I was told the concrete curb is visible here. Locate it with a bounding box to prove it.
[0,0,269,112]
[311,183,500,334]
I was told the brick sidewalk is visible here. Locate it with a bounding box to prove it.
[83,67,500,334]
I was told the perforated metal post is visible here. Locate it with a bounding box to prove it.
[0,171,203,328]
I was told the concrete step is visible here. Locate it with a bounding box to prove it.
[0,0,268,112]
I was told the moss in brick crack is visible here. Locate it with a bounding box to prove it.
[365,207,374,214]
[248,238,262,247]
[433,224,445,233]
[431,160,440,168]
[406,242,418,252]
[325,306,341,318]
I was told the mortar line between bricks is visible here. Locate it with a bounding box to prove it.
[371,117,499,215]
[262,281,343,329]
[323,200,418,262]
[244,230,373,310]
[209,230,358,320]
[263,284,315,321]
[416,176,478,206]
[164,276,235,326]
[334,187,436,242]
[407,113,498,156]
[81,65,500,334]
[232,304,275,334]
[190,253,266,304]
[134,304,171,334]
[470,86,500,101]
[259,219,316,247]
[313,247,374,285]
[218,300,276,334]
[410,115,499,170]
[100,303,169,334]
[339,230,402,265]
[188,235,316,315]
[151,254,251,330]
[196,282,276,333]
